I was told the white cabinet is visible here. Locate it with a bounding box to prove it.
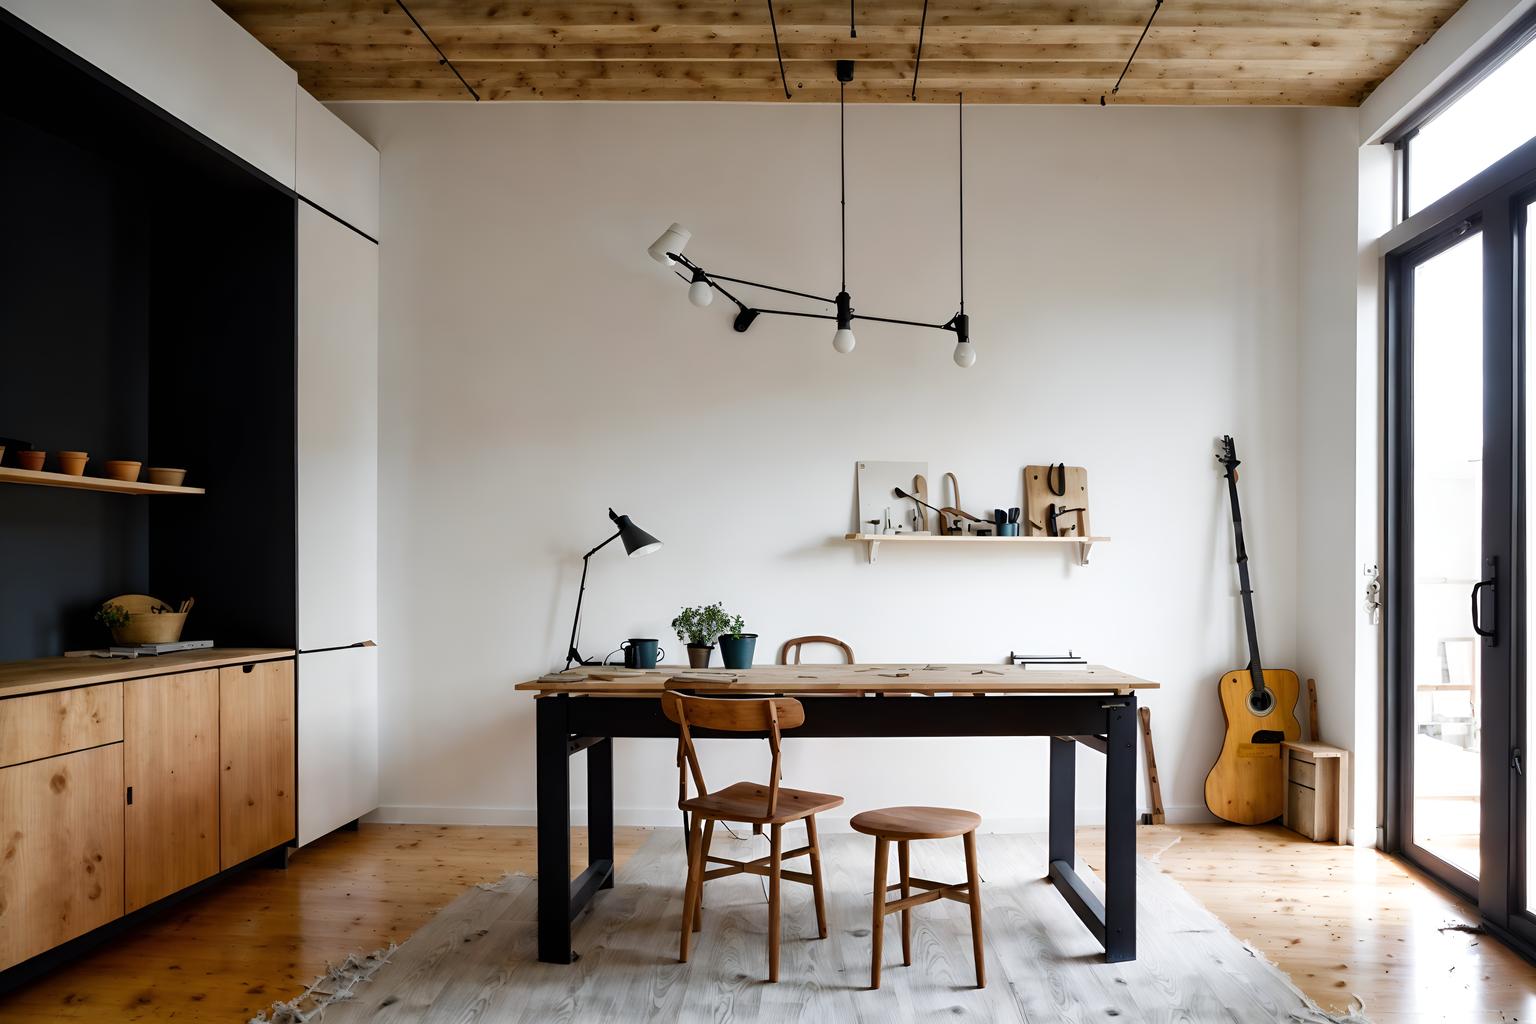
[297,204,379,653]
[297,646,378,846]
[1,0,298,187]
[296,88,380,239]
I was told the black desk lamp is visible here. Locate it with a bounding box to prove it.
[564,508,662,670]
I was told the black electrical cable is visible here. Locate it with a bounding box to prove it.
[850,0,857,38]
[840,79,847,292]
[1101,0,1163,106]
[911,0,930,100]
[958,92,964,313]
[395,0,479,101]
[767,0,792,99]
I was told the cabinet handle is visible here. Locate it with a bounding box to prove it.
[242,663,256,674]
[126,785,133,805]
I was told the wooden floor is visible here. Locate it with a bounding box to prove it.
[0,823,1529,1022]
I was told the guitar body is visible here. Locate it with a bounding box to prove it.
[1204,668,1303,824]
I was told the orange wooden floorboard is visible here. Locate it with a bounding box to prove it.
[0,823,1530,1022]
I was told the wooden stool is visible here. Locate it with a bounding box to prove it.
[850,806,985,990]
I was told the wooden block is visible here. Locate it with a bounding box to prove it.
[1023,465,1090,537]
[0,683,122,768]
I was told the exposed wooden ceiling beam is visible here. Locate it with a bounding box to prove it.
[213,0,1466,105]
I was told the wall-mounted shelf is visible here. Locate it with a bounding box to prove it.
[844,532,1108,565]
[0,466,205,496]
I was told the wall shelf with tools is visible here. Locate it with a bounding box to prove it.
[843,533,1108,566]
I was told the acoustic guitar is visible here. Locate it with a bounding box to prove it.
[1204,435,1302,824]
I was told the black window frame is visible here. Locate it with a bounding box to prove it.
[1384,7,1536,224]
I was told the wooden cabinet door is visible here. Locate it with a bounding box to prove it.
[0,744,125,970]
[124,670,220,912]
[220,660,296,867]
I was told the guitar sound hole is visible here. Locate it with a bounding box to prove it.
[1245,688,1275,716]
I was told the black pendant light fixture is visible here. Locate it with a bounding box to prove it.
[647,61,976,369]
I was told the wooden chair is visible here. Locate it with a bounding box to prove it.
[662,691,844,982]
[850,806,985,990]
[777,635,855,665]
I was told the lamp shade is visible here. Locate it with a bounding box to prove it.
[647,223,691,266]
[608,508,662,557]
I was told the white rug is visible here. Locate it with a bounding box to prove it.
[255,830,1368,1023]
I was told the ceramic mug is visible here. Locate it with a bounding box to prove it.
[622,638,664,669]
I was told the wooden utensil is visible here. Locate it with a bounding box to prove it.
[912,474,929,531]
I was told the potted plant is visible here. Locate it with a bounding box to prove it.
[717,612,757,670]
[672,602,732,669]
[94,602,130,643]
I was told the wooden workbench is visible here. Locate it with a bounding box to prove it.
[517,662,1158,967]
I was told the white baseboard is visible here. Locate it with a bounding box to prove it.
[367,803,1218,830]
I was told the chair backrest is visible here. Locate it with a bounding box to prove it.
[777,635,855,665]
[662,692,805,815]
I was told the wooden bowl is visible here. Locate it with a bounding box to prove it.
[146,467,187,487]
[102,460,142,482]
[16,450,46,471]
[103,595,186,645]
[57,451,89,476]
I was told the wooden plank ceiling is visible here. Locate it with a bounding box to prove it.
[215,1,1467,105]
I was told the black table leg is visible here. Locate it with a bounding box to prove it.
[537,696,574,964]
[1048,735,1076,867]
[587,737,615,890]
[1103,697,1137,962]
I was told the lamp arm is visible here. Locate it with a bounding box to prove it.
[564,530,622,670]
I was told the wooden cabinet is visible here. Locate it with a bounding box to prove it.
[0,682,121,768]
[0,744,124,970]
[124,670,220,912]
[220,661,296,867]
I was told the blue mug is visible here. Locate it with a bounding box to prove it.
[622,638,664,669]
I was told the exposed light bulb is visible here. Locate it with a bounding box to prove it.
[953,340,976,368]
[688,279,713,307]
[832,328,856,354]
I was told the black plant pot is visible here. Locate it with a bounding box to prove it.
[686,644,715,669]
[718,634,758,670]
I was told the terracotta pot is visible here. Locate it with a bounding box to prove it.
[102,460,142,482]
[686,644,715,669]
[147,467,187,486]
[56,451,89,476]
[16,450,46,471]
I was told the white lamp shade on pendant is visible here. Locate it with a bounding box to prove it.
[953,341,976,368]
[832,328,856,354]
[688,279,713,306]
[647,223,691,266]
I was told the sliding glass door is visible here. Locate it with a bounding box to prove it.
[1405,228,1484,885]
[1388,177,1536,951]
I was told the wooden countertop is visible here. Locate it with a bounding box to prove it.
[0,648,295,699]
[515,663,1157,696]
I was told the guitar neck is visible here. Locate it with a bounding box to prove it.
[1225,469,1266,694]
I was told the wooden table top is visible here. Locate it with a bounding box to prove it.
[0,648,295,699]
[515,663,1156,696]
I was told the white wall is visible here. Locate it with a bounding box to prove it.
[333,101,1304,829]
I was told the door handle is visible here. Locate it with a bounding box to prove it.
[1471,558,1497,645]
